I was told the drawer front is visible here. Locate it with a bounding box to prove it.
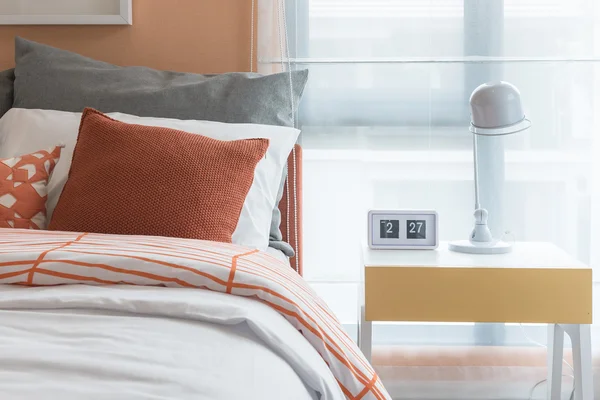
[365,266,592,324]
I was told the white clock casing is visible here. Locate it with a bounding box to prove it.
[368,210,439,250]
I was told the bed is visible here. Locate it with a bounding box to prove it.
[0,147,310,400]
[0,38,389,400]
[0,155,325,400]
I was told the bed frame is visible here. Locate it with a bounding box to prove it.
[278,144,302,276]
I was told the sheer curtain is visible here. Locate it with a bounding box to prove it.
[258,0,599,398]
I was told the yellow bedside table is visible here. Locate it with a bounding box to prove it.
[359,242,593,400]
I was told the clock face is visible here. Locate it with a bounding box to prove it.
[368,210,438,249]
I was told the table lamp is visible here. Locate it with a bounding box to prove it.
[449,81,531,254]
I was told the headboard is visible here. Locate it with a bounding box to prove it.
[279,144,303,276]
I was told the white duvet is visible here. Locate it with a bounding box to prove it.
[0,229,388,399]
[0,285,343,400]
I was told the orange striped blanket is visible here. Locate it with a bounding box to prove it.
[0,229,390,400]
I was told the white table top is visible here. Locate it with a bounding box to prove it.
[363,242,589,270]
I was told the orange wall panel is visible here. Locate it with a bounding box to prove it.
[0,0,253,73]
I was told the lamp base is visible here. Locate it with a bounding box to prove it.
[448,240,512,254]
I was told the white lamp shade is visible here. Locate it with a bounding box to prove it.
[469,81,531,135]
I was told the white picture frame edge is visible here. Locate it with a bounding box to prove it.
[0,0,132,25]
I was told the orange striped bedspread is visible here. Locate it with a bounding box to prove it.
[0,229,390,400]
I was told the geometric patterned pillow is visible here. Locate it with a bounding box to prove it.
[0,146,62,229]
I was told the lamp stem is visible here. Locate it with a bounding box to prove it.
[473,133,481,210]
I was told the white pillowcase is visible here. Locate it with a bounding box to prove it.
[0,109,300,250]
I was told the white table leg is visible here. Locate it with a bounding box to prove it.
[563,324,594,400]
[359,304,372,362]
[547,324,564,400]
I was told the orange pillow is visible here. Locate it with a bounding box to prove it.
[0,147,62,229]
[48,108,269,243]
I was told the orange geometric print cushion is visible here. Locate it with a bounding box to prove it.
[0,147,62,230]
[48,108,269,243]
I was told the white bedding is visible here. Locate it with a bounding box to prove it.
[0,230,388,399]
[0,285,342,400]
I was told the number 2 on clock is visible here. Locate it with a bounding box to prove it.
[386,222,394,234]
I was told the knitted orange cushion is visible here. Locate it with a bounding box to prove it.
[0,147,62,230]
[48,108,269,243]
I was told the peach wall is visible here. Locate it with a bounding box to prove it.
[0,0,254,73]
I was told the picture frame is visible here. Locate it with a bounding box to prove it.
[0,0,132,25]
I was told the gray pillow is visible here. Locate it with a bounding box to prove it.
[0,69,14,119]
[14,37,306,256]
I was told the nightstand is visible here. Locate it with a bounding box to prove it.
[359,242,593,400]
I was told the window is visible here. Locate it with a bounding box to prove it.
[258,0,600,346]
[266,0,597,150]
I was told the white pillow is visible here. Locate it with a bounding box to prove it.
[0,108,300,250]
